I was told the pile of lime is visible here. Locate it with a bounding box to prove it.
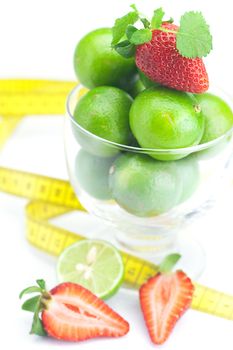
[72,27,233,218]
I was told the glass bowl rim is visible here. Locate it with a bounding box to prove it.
[66,83,233,154]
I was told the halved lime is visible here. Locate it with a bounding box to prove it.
[56,240,124,299]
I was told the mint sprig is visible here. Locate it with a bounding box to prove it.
[130,28,152,45]
[140,17,150,29]
[112,8,139,46]
[126,24,138,40]
[114,40,136,58]
[112,5,212,59]
[151,7,165,29]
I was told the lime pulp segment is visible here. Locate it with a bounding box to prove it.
[56,240,124,299]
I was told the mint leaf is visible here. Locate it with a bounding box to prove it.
[22,295,41,312]
[130,29,152,45]
[19,286,41,299]
[140,17,150,29]
[151,8,165,29]
[159,253,181,273]
[114,40,136,58]
[126,25,138,40]
[112,11,139,45]
[167,17,174,24]
[36,279,46,290]
[176,11,213,58]
[130,4,139,13]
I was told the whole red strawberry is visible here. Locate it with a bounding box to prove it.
[112,7,212,94]
[136,23,209,94]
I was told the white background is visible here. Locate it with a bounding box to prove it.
[0,0,233,349]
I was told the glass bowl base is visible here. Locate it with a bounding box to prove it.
[87,223,206,286]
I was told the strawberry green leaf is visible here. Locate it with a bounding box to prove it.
[19,286,42,299]
[140,17,150,29]
[36,279,46,290]
[30,298,47,336]
[176,11,213,58]
[151,8,165,29]
[30,314,47,336]
[159,253,181,273]
[22,295,41,312]
[114,40,136,58]
[126,25,138,40]
[130,28,152,45]
[112,10,139,45]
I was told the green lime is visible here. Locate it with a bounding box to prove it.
[128,76,145,98]
[72,122,118,158]
[138,70,160,88]
[109,153,182,217]
[74,28,137,90]
[57,239,124,299]
[130,87,204,161]
[195,93,233,143]
[73,86,132,146]
[75,149,114,200]
[175,155,200,203]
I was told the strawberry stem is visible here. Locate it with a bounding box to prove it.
[158,27,177,35]
[40,291,52,310]
[20,280,49,336]
[159,253,181,274]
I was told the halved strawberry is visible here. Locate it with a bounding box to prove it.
[42,282,129,341]
[139,270,194,345]
[20,280,129,342]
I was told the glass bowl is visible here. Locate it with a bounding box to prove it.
[64,84,233,280]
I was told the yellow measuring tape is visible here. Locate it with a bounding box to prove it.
[0,79,233,321]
